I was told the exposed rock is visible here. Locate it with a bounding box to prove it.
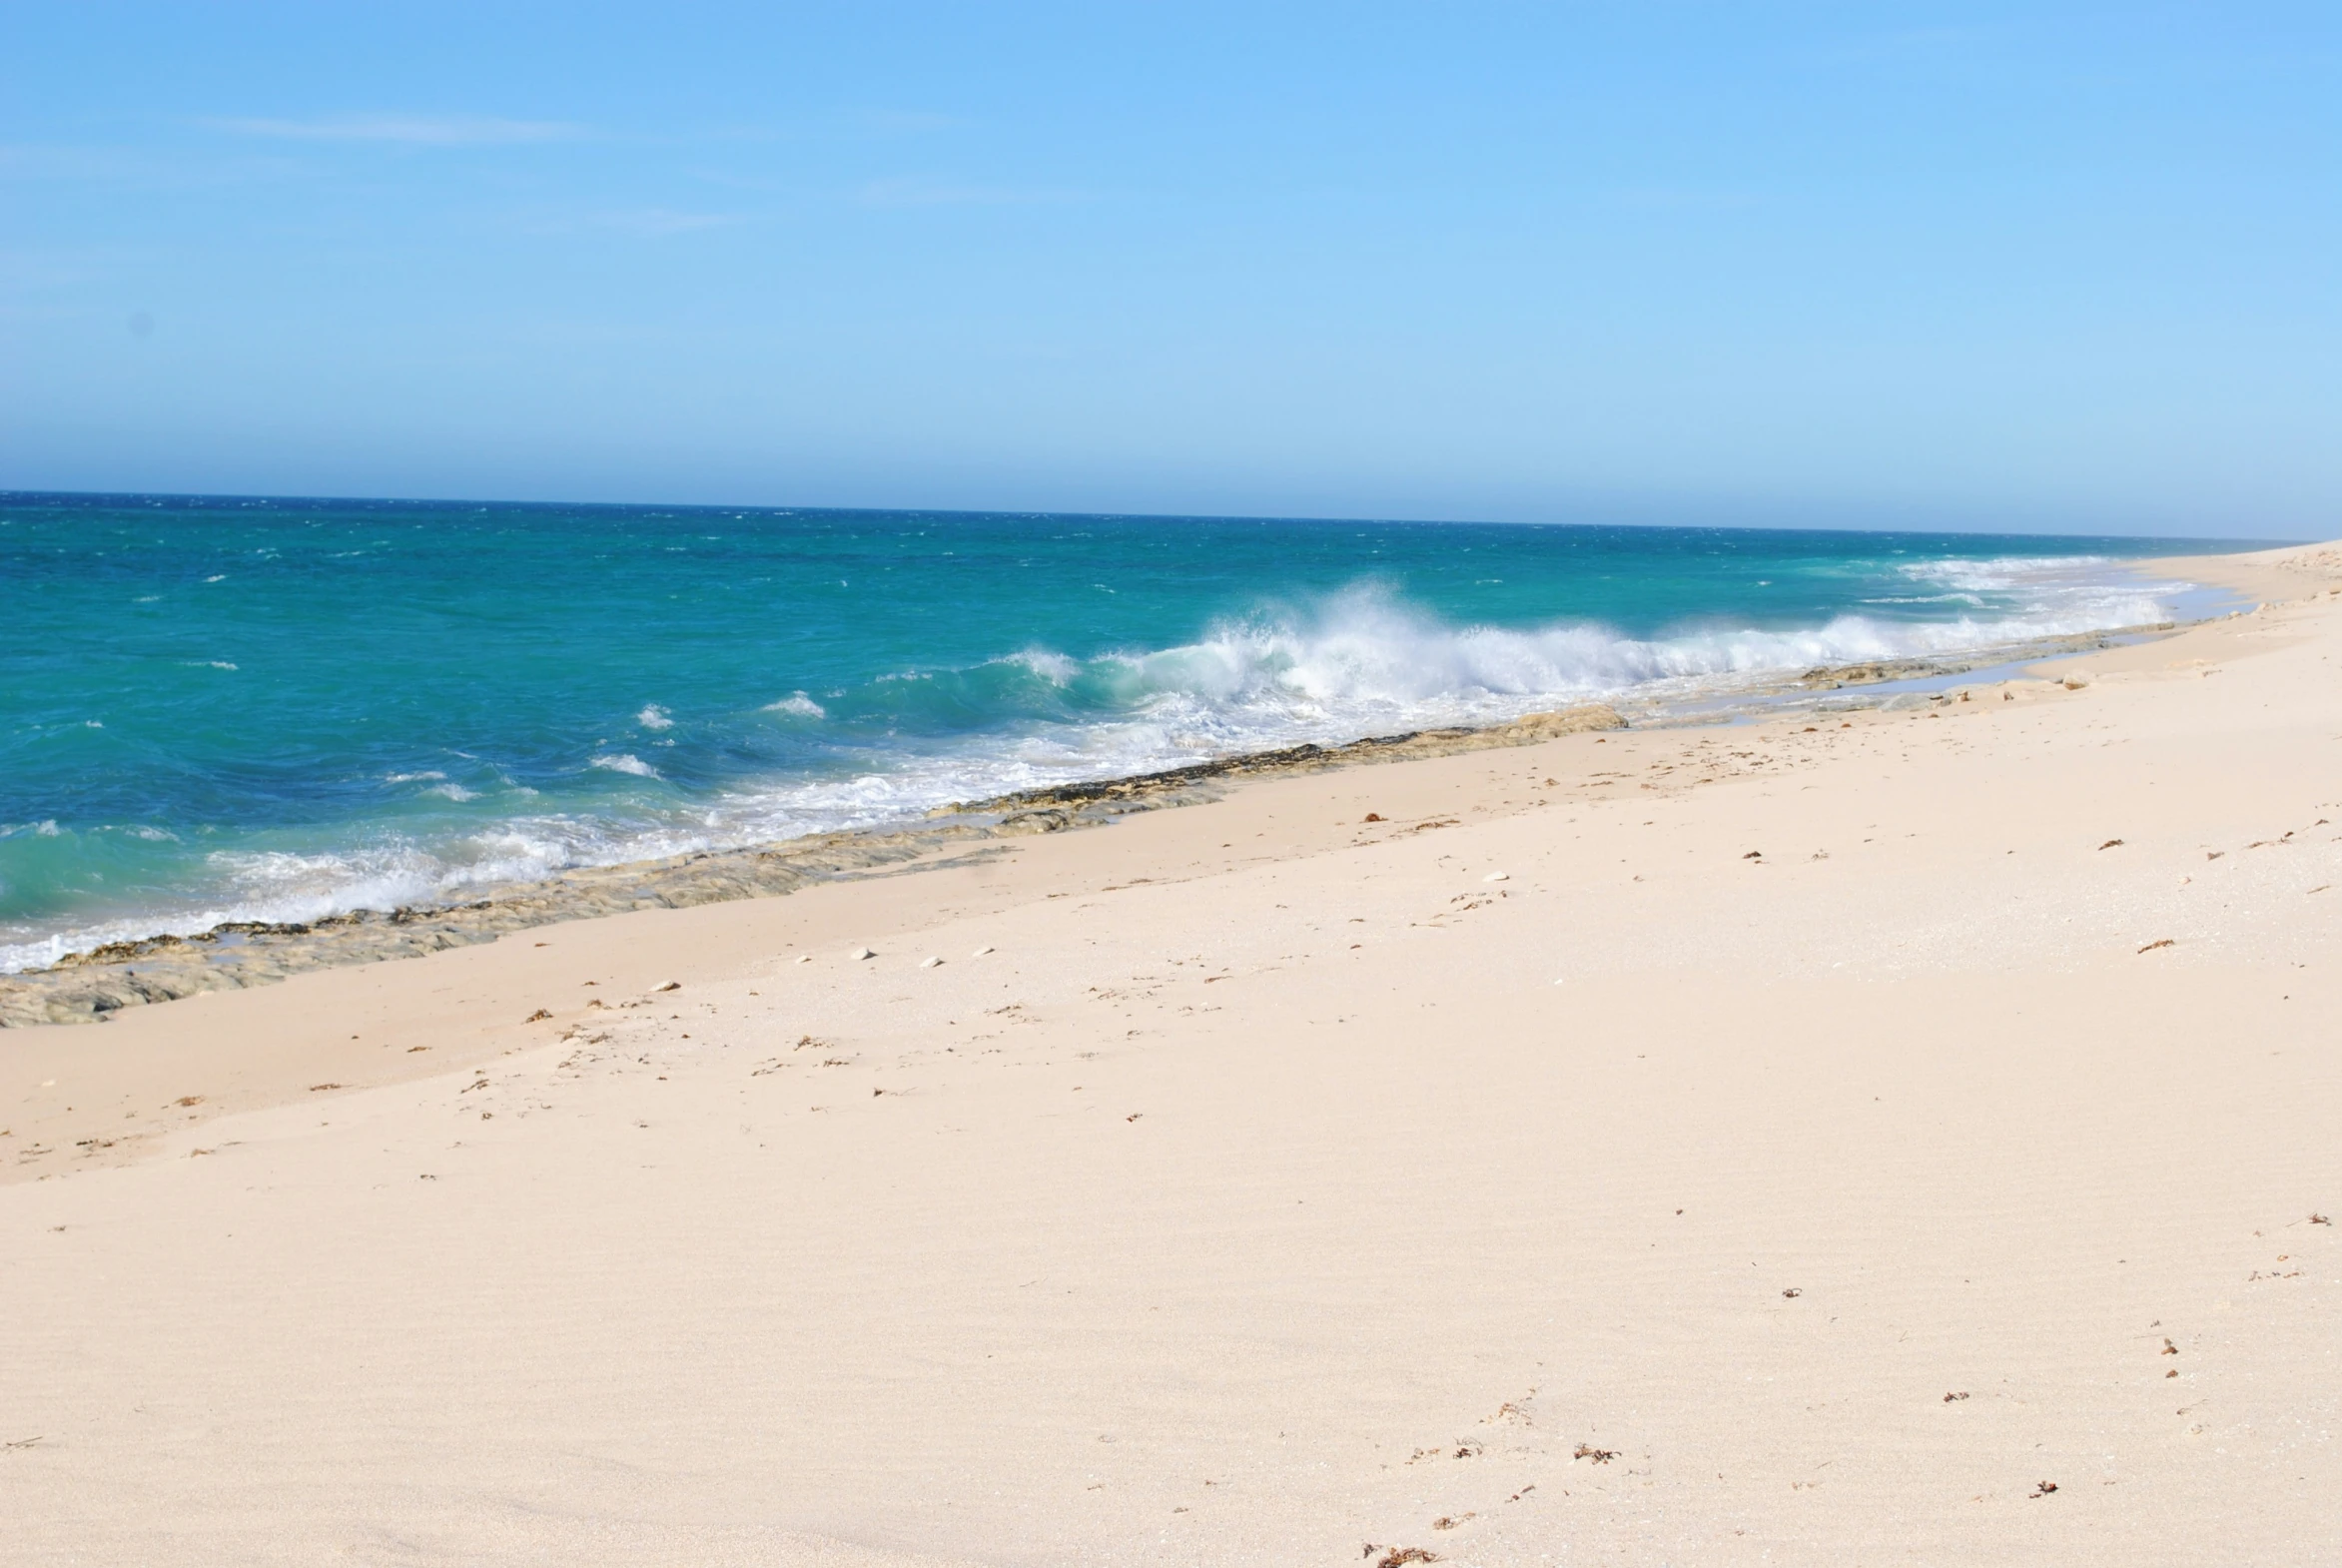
[961,702,1627,814]
[0,677,2075,1029]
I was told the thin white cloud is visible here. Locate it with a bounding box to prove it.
[207,114,583,146]
[859,176,1084,209]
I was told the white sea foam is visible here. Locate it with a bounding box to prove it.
[1067,566,2177,742]
[0,825,632,973]
[636,704,674,730]
[1008,649,1082,684]
[1,555,2197,975]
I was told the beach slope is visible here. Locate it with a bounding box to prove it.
[5,545,2341,1566]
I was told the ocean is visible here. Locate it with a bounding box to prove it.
[0,491,2252,972]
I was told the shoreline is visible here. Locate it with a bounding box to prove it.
[1,610,2182,1027]
[6,539,2341,1564]
[3,541,2231,1004]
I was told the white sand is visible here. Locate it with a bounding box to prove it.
[6,544,2341,1565]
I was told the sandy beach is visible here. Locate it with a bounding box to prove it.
[6,542,2341,1565]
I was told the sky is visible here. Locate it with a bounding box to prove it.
[2,2,2337,536]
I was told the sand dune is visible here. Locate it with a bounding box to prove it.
[6,544,2341,1565]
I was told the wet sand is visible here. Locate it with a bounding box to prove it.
[0,622,2155,1030]
[4,542,2340,1565]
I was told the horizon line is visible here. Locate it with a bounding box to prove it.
[0,486,2301,548]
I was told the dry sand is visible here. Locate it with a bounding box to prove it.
[6,543,2342,1566]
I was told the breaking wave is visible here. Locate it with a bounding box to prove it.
[2,555,2192,973]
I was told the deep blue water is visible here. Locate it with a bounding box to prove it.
[0,491,2250,968]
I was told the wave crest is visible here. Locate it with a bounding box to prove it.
[589,753,660,778]
[3,555,2191,975]
[1072,574,2174,731]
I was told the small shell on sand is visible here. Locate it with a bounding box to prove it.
[796,954,811,964]
[852,947,876,960]
[1483,871,1510,883]
[920,956,944,968]
[972,946,995,957]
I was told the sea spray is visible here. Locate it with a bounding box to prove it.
[0,492,2244,970]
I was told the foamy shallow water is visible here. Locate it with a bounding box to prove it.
[0,493,2253,971]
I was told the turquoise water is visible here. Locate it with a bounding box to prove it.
[1,491,2248,969]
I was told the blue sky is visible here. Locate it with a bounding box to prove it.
[3,3,2336,535]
